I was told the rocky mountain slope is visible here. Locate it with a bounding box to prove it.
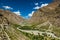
[0,9,24,25]
[0,10,30,40]
[28,0,60,27]
[28,0,60,37]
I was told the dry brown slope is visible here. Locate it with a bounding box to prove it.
[0,9,24,25]
[0,10,30,40]
[28,0,60,27]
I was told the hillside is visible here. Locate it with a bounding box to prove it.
[0,9,24,25]
[28,0,60,26]
[28,0,60,37]
[0,10,30,40]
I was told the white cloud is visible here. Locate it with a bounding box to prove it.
[40,3,48,8]
[3,6,13,9]
[23,11,34,19]
[33,3,48,9]
[33,6,40,9]
[13,10,21,15]
[35,3,38,5]
[28,11,34,17]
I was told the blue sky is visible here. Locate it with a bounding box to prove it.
[0,0,53,19]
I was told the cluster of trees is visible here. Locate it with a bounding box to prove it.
[14,24,60,40]
[21,31,60,40]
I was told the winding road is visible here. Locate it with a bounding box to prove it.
[17,28,60,39]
